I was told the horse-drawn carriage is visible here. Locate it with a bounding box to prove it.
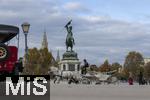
[51,69,118,85]
[0,24,23,75]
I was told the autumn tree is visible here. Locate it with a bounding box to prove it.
[39,48,53,74]
[99,59,111,72]
[89,65,99,72]
[109,62,122,78]
[124,51,144,79]
[24,47,54,75]
[119,68,129,81]
[111,62,122,72]
[25,48,40,74]
[144,62,150,79]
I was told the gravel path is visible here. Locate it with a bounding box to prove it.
[50,82,150,100]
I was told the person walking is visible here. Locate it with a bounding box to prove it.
[128,72,133,85]
[138,71,144,85]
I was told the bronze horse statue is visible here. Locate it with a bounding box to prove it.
[65,20,75,51]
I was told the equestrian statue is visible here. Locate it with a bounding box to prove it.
[65,20,75,51]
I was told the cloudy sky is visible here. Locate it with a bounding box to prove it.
[1,0,150,65]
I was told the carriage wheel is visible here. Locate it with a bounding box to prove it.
[0,44,9,61]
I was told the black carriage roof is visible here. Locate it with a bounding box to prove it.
[0,24,19,43]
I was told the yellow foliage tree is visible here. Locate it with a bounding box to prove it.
[24,47,54,75]
[99,59,111,72]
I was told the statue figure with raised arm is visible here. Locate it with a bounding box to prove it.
[65,20,75,51]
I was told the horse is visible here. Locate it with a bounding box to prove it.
[65,29,75,51]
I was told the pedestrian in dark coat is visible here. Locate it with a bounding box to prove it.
[81,59,89,75]
[138,71,143,85]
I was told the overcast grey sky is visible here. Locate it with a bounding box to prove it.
[1,0,150,65]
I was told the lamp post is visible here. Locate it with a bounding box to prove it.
[21,22,30,63]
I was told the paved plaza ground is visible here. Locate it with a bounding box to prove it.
[50,81,150,100]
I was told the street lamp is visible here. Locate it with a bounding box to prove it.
[21,22,30,56]
[22,22,30,74]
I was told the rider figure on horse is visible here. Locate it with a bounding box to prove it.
[65,20,75,51]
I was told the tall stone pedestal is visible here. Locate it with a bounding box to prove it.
[59,51,80,74]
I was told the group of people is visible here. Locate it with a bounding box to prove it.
[52,59,150,85]
[128,71,149,85]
